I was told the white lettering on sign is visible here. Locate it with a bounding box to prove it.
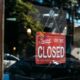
[40,38,51,44]
[38,46,64,58]
[53,38,64,43]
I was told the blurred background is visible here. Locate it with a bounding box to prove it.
[4,0,80,80]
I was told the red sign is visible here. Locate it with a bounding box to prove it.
[35,32,66,64]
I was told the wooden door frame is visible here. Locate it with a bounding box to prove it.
[0,0,3,79]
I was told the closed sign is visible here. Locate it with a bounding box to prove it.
[35,32,66,64]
